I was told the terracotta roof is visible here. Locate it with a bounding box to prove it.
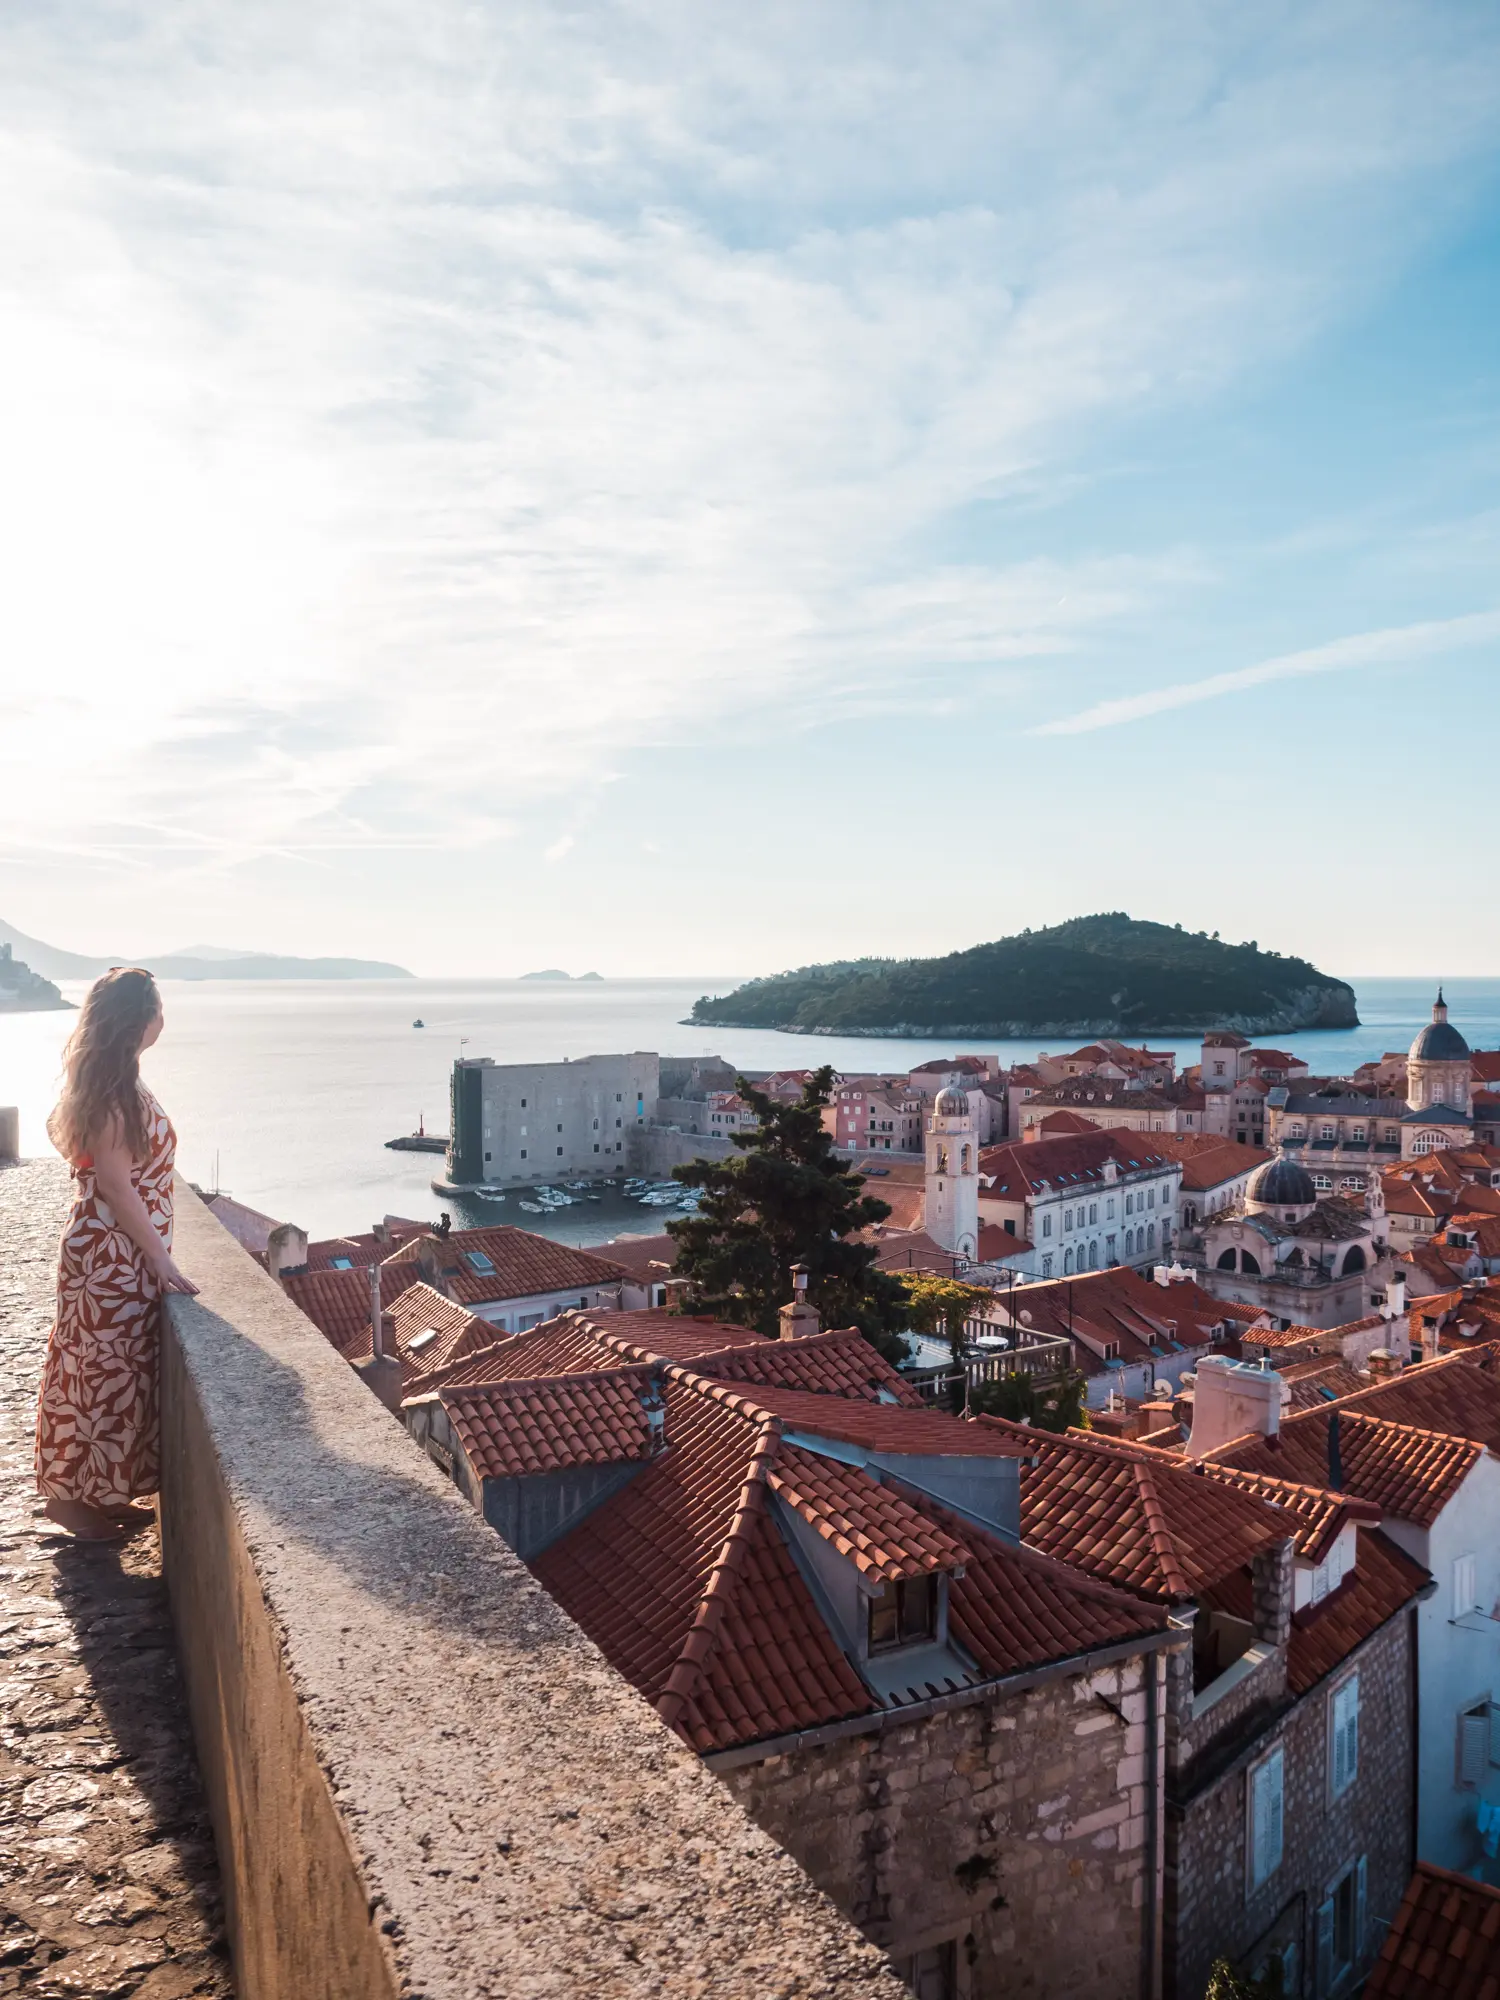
[1365,1859,1500,1998]
[594,1233,679,1281]
[1241,1323,1334,1351]
[534,1374,1166,1754]
[1031,1110,1102,1137]
[1280,1360,1374,1411]
[693,1328,926,1406]
[980,1130,1180,1197]
[439,1365,661,1480]
[1292,1349,1500,1453]
[534,1383,879,1752]
[1286,1529,1430,1696]
[399,1308,760,1396]
[766,1443,971,1582]
[1001,1266,1239,1353]
[709,1382,1035,1456]
[1193,1462,1381,1561]
[1207,1411,1483,1528]
[380,1283,496,1376]
[303,1224,426,1271]
[974,1419,1290,1604]
[1142,1133,1271,1189]
[281,1261,423,1350]
[405,1226,632,1305]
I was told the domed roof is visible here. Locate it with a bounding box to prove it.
[1245,1153,1316,1209]
[934,1082,970,1117]
[1410,995,1470,1064]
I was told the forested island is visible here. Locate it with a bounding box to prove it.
[688,914,1358,1038]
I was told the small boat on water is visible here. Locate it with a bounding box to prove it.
[413,1019,425,1028]
[519,1201,544,1214]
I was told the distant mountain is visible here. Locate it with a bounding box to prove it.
[688,914,1358,1037]
[0,919,412,983]
[0,943,70,1013]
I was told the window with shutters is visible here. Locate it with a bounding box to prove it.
[1329,1674,1359,1800]
[1457,1700,1491,1790]
[1247,1746,1284,1893]
[1315,1856,1367,1994]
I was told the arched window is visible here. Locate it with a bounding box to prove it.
[1216,1249,1237,1271]
[1147,1222,1156,1251]
[1088,1239,1098,1269]
[1240,1251,1262,1275]
[960,1144,971,1173]
[1184,1205,1198,1229]
[1064,1248,1074,1275]
[1342,1245,1366,1276]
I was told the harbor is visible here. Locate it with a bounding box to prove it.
[430,1171,702,1247]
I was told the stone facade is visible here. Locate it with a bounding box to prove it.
[719,1653,1165,2000]
[1166,1604,1416,1999]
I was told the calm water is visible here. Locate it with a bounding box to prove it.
[3,975,1497,1243]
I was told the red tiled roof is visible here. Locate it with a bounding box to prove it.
[379,1282,495,1376]
[705,1381,1035,1456]
[594,1233,680,1281]
[975,1420,1290,1603]
[766,1443,971,1582]
[583,1308,771,1364]
[1368,1856,1500,2000]
[1031,1110,1103,1136]
[693,1328,925,1405]
[1287,1530,1430,1696]
[1365,1859,1500,1998]
[1292,1349,1500,1452]
[534,1374,1167,1754]
[303,1224,427,1271]
[1194,1462,1380,1561]
[1141,1133,1271,1190]
[1001,1265,1240,1353]
[1207,1412,1483,1528]
[1280,1359,1373,1411]
[980,1130,1179,1197]
[281,1261,423,1350]
[439,1366,660,1479]
[404,1226,632,1304]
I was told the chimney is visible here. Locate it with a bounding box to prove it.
[1185,1355,1288,1460]
[1366,1347,1402,1381]
[266,1221,310,1280]
[778,1264,821,1341]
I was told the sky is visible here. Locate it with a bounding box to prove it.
[2,2,1499,981]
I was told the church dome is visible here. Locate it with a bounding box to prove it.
[1245,1154,1316,1209]
[934,1083,970,1117]
[1410,996,1469,1064]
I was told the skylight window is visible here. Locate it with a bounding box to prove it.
[408,1328,438,1353]
[464,1250,497,1275]
[330,1257,353,1270]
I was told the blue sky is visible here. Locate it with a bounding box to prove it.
[2,2,1498,977]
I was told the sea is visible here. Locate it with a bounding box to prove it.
[4,975,1499,1246]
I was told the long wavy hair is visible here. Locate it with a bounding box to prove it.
[48,967,161,1162]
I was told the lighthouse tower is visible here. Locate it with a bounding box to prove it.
[925,1083,979,1260]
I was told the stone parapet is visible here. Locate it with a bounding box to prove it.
[160,1177,904,2000]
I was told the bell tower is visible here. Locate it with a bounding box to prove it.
[925,1084,979,1260]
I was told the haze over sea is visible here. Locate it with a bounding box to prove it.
[4,976,1499,1243]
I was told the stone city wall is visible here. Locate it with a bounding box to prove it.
[159,1180,907,2000]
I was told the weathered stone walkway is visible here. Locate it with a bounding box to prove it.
[0,1160,231,1999]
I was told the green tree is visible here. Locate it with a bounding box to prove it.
[967,1367,1091,1433]
[1203,1957,1283,1999]
[896,1273,992,1361]
[666,1067,910,1360]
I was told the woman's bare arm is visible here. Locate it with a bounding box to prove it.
[90,1121,199,1296]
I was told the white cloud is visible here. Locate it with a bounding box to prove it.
[1031,608,1500,735]
[1,3,1498,880]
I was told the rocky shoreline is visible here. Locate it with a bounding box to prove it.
[681,986,1359,1039]
[0,946,70,1012]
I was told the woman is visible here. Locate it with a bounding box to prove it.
[35,967,198,1540]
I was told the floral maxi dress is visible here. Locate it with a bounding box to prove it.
[35,1089,176,1508]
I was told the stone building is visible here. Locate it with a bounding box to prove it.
[978,1391,1426,1997]
[449,1050,658,1185]
[1196,1151,1390,1330]
[398,1304,1177,1997]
